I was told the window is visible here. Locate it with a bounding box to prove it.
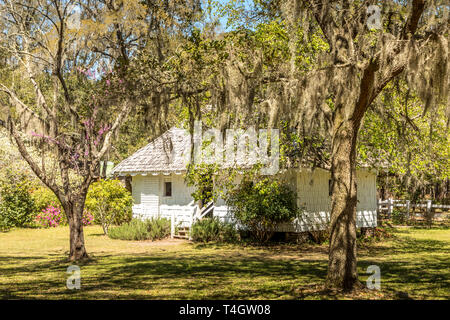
[328,179,332,196]
[164,181,172,197]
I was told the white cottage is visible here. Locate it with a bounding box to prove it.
[111,127,377,234]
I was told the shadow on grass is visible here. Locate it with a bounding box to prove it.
[1,235,448,299]
[358,258,450,300]
[359,236,450,300]
[192,241,329,256]
[87,252,330,299]
[361,231,449,256]
[0,250,328,299]
[88,233,108,237]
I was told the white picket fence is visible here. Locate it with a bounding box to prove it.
[377,198,450,219]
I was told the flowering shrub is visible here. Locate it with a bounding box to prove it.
[36,205,64,228]
[36,206,94,228]
[35,205,95,228]
[82,211,94,226]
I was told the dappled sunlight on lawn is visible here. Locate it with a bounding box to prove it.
[0,225,448,299]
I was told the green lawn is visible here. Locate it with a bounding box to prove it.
[0,226,448,299]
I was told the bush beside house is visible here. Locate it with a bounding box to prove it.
[108,218,170,241]
[226,178,301,242]
[191,218,238,243]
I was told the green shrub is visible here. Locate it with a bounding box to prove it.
[85,179,133,234]
[31,186,62,212]
[108,219,149,240]
[146,218,171,240]
[226,178,301,243]
[0,171,37,230]
[191,217,238,243]
[0,214,9,231]
[108,218,170,241]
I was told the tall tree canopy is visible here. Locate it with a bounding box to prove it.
[359,82,449,201]
[0,0,447,292]
[0,0,201,261]
[195,0,449,290]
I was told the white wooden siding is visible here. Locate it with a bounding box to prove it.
[160,174,196,206]
[275,168,378,231]
[141,177,159,217]
[131,168,377,231]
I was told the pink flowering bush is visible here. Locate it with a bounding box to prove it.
[36,206,94,228]
[35,205,64,228]
[82,211,94,226]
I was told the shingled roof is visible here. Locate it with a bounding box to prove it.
[112,127,385,176]
[112,127,191,176]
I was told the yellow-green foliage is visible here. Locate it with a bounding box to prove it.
[31,186,62,213]
[0,171,36,230]
[85,179,133,234]
[359,82,449,197]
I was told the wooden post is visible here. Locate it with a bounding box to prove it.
[171,211,175,239]
[426,200,432,227]
[406,200,410,220]
[426,200,432,213]
[376,200,381,225]
[388,198,393,219]
[188,208,194,241]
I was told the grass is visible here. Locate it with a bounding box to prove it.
[0,225,449,299]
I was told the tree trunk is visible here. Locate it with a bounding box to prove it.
[66,202,89,262]
[326,119,359,291]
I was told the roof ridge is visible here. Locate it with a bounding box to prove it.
[112,127,191,175]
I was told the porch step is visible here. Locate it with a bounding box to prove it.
[173,227,190,239]
[173,235,189,239]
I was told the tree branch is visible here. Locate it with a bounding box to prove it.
[7,116,64,200]
[0,83,50,128]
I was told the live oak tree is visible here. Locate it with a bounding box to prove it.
[290,0,447,291]
[0,0,200,261]
[208,0,448,290]
[359,82,449,201]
